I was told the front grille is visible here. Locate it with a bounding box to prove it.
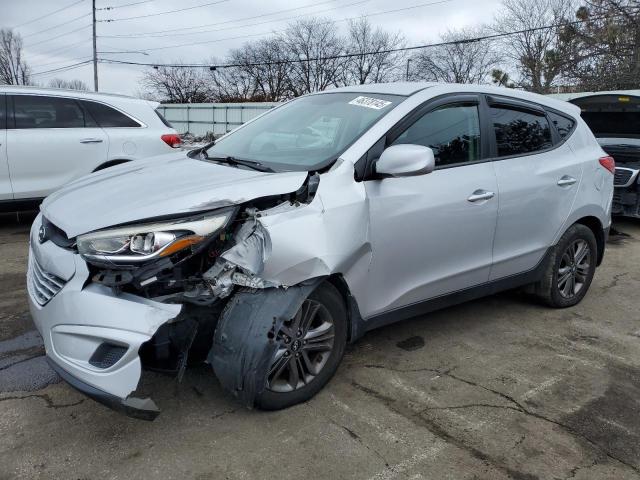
[27,254,67,306]
[89,343,128,369]
[613,168,639,187]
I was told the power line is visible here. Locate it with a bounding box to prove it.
[98,0,155,10]
[31,60,93,77]
[99,0,370,40]
[12,0,85,29]
[24,24,91,48]
[100,0,230,22]
[31,55,93,69]
[97,11,633,70]
[22,12,91,39]
[99,0,341,37]
[109,0,453,52]
[28,39,89,59]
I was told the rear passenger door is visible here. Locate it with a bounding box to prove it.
[488,96,582,280]
[0,94,11,200]
[7,95,108,199]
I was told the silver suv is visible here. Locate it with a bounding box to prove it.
[28,83,614,419]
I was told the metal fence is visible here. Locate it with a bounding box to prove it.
[156,102,279,136]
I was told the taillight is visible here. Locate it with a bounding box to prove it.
[599,155,615,174]
[161,133,182,148]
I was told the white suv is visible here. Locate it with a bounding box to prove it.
[0,86,180,210]
[28,83,613,419]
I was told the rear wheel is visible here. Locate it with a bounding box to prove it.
[534,224,597,308]
[255,282,347,410]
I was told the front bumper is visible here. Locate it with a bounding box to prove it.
[28,215,181,419]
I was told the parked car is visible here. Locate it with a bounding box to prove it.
[0,86,180,211]
[568,93,640,218]
[28,83,613,420]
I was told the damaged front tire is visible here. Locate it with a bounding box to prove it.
[209,280,347,410]
[256,282,347,410]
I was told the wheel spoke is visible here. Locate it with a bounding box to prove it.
[303,341,333,353]
[269,350,290,382]
[296,356,308,385]
[304,321,333,341]
[301,350,316,375]
[574,241,589,265]
[288,356,300,387]
[558,270,572,289]
[300,302,321,335]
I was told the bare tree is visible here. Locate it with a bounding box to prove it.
[283,18,345,95]
[493,0,574,93]
[0,29,31,85]
[48,78,89,91]
[142,62,212,103]
[411,27,502,84]
[340,18,406,85]
[209,65,259,102]
[229,37,292,101]
[563,0,640,90]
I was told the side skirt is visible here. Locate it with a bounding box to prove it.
[360,247,553,334]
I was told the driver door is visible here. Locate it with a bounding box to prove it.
[361,96,499,320]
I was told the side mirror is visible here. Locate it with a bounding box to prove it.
[375,144,436,178]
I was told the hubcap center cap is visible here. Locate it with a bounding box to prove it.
[291,340,302,352]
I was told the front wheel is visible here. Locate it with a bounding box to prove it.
[255,282,347,410]
[534,224,598,308]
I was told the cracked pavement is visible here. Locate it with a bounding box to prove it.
[1,213,639,480]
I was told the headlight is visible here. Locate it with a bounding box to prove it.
[77,209,234,264]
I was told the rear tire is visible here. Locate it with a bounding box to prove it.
[534,224,597,308]
[255,282,347,410]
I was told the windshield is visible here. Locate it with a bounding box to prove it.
[205,92,404,171]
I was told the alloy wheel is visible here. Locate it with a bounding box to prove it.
[267,299,335,393]
[557,239,591,299]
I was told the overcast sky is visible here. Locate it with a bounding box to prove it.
[5,0,503,95]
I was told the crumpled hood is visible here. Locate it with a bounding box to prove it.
[41,152,307,237]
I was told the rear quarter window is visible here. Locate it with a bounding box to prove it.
[548,111,576,140]
[80,100,141,128]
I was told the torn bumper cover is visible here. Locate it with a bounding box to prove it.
[28,218,182,420]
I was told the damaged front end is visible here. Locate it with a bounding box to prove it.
[61,175,322,418]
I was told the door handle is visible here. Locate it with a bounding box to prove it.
[80,138,103,144]
[467,189,495,202]
[557,175,577,186]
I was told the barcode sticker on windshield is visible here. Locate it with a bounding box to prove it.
[348,96,392,110]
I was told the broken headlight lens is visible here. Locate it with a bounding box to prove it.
[77,210,233,263]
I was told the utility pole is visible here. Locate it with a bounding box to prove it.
[92,0,98,92]
[405,58,412,81]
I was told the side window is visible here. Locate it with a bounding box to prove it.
[391,104,481,167]
[548,111,575,140]
[490,106,552,157]
[81,100,140,127]
[13,95,87,129]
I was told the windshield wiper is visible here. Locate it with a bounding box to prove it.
[207,155,274,172]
